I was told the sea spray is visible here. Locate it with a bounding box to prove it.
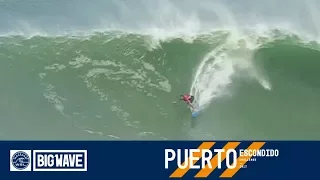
[190,45,235,109]
[190,33,272,110]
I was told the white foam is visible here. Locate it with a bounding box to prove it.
[42,83,66,114]
[1,0,320,46]
[190,46,234,109]
[190,29,273,110]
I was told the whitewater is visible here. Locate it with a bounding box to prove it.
[1,0,320,140]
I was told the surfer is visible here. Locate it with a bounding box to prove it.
[180,94,195,109]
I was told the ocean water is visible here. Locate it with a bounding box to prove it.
[1,0,320,140]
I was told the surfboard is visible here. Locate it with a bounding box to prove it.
[191,110,199,118]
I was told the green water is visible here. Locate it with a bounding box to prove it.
[0,32,320,140]
[1,0,320,140]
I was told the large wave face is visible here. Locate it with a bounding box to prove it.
[1,0,320,140]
